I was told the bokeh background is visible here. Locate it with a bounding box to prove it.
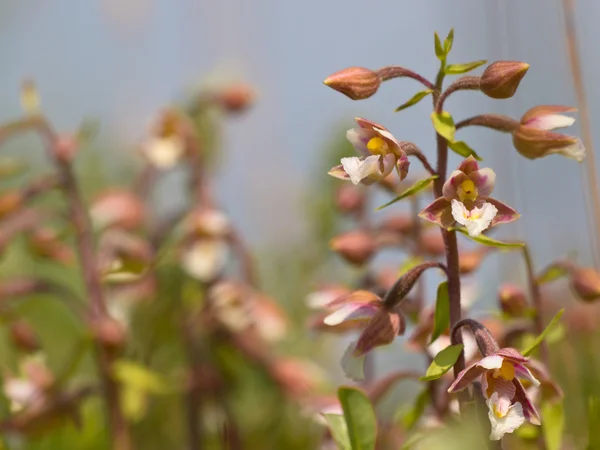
[0,0,599,448]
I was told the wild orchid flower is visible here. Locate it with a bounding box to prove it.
[419,156,519,237]
[329,118,409,185]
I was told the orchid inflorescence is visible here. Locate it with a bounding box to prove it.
[313,28,585,447]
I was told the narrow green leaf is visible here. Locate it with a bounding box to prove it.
[452,227,525,248]
[537,263,570,285]
[324,414,351,450]
[430,111,455,142]
[434,32,444,61]
[400,432,425,450]
[338,386,377,450]
[113,360,171,395]
[542,401,564,450]
[399,389,430,430]
[429,282,450,344]
[420,344,464,381]
[448,140,482,160]
[395,89,433,112]
[444,28,454,54]
[376,176,438,210]
[588,397,600,450]
[521,309,564,357]
[445,60,487,75]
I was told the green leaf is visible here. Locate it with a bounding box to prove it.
[395,89,433,112]
[376,176,438,210]
[588,397,600,450]
[121,386,148,422]
[537,263,570,285]
[113,360,171,395]
[338,386,377,450]
[430,111,455,142]
[324,414,351,450]
[542,401,564,450]
[444,28,454,54]
[452,227,525,248]
[429,282,450,344]
[102,255,149,283]
[420,344,464,381]
[521,309,564,357]
[399,389,429,430]
[445,60,487,75]
[434,32,444,61]
[448,140,482,160]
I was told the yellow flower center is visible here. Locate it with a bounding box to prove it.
[366,136,389,156]
[457,179,478,202]
[493,404,506,418]
[492,360,516,381]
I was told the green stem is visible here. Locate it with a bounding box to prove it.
[522,245,549,365]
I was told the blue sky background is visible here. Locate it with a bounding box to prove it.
[0,0,598,377]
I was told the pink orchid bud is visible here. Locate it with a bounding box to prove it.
[513,105,585,161]
[498,283,528,317]
[215,83,256,113]
[459,248,489,275]
[329,230,377,266]
[335,184,366,215]
[323,67,381,100]
[379,214,415,235]
[480,61,529,99]
[570,267,600,302]
[9,320,40,353]
[0,191,23,219]
[53,135,78,163]
[90,189,145,230]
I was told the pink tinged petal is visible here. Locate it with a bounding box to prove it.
[340,155,381,185]
[487,393,526,441]
[374,128,402,155]
[485,198,520,226]
[326,290,382,309]
[470,168,496,198]
[341,340,366,381]
[443,170,468,200]
[495,348,530,364]
[526,114,575,131]
[457,156,479,175]
[448,363,488,393]
[323,303,379,326]
[514,364,541,387]
[355,310,403,355]
[328,164,350,181]
[513,379,541,425]
[521,105,577,126]
[418,197,452,227]
[557,138,586,162]
[346,127,376,156]
[493,377,517,402]
[395,153,410,180]
[379,153,397,179]
[355,117,386,130]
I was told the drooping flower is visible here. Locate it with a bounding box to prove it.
[419,156,519,237]
[448,347,541,438]
[141,109,188,169]
[512,105,585,161]
[317,290,405,381]
[329,118,409,186]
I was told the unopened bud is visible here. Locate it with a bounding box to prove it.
[512,125,582,161]
[497,284,528,317]
[459,248,488,275]
[91,317,127,350]
[188,208,230,238]
[323,67,381,100]
[53,135,78,163]
[216,83,255,113]
[9,320,40,353]
[335,184,365,215]
[379,214,415,235]
[355,310,404,356]
[0,191,23,219]
[570,267,600,302]
[329,230,377,266]
[383,262,446,309]
[480,61,529,99]
[90,189,146,230]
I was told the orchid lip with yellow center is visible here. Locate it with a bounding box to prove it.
[366,136,389,156]
[492,361,516,381]
[457,179,478,202]
[493,404,506,418]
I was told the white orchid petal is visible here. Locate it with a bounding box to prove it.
[340,155,381,185]
[557,139,586,162]
[487,393,526,440]
[451,200,497,237]
[181,240,228,282]
[143,137,185,169]
[478,355,504,370]
[529,114,575,131]
[323,303,376,326]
